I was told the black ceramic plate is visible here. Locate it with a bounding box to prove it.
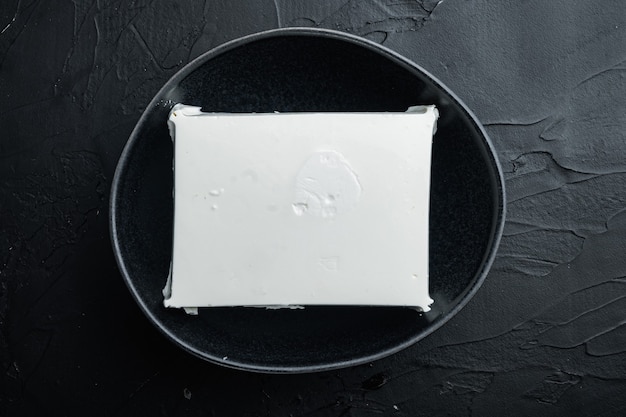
[110,28,505,373]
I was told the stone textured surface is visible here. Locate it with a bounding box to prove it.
[1,0,626,415]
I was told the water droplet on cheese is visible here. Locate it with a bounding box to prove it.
[292,202,308,216]
[209,188,224,196]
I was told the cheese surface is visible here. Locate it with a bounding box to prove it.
[164,104,437,311]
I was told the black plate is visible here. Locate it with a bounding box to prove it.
[110,28,505,373]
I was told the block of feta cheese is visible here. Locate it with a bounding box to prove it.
[163,104,437,312]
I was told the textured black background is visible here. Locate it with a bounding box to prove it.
[2,1,626,416]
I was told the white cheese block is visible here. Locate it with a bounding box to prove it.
[164,104,437,312]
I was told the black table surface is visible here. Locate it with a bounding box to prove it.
[2,1,626,416]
